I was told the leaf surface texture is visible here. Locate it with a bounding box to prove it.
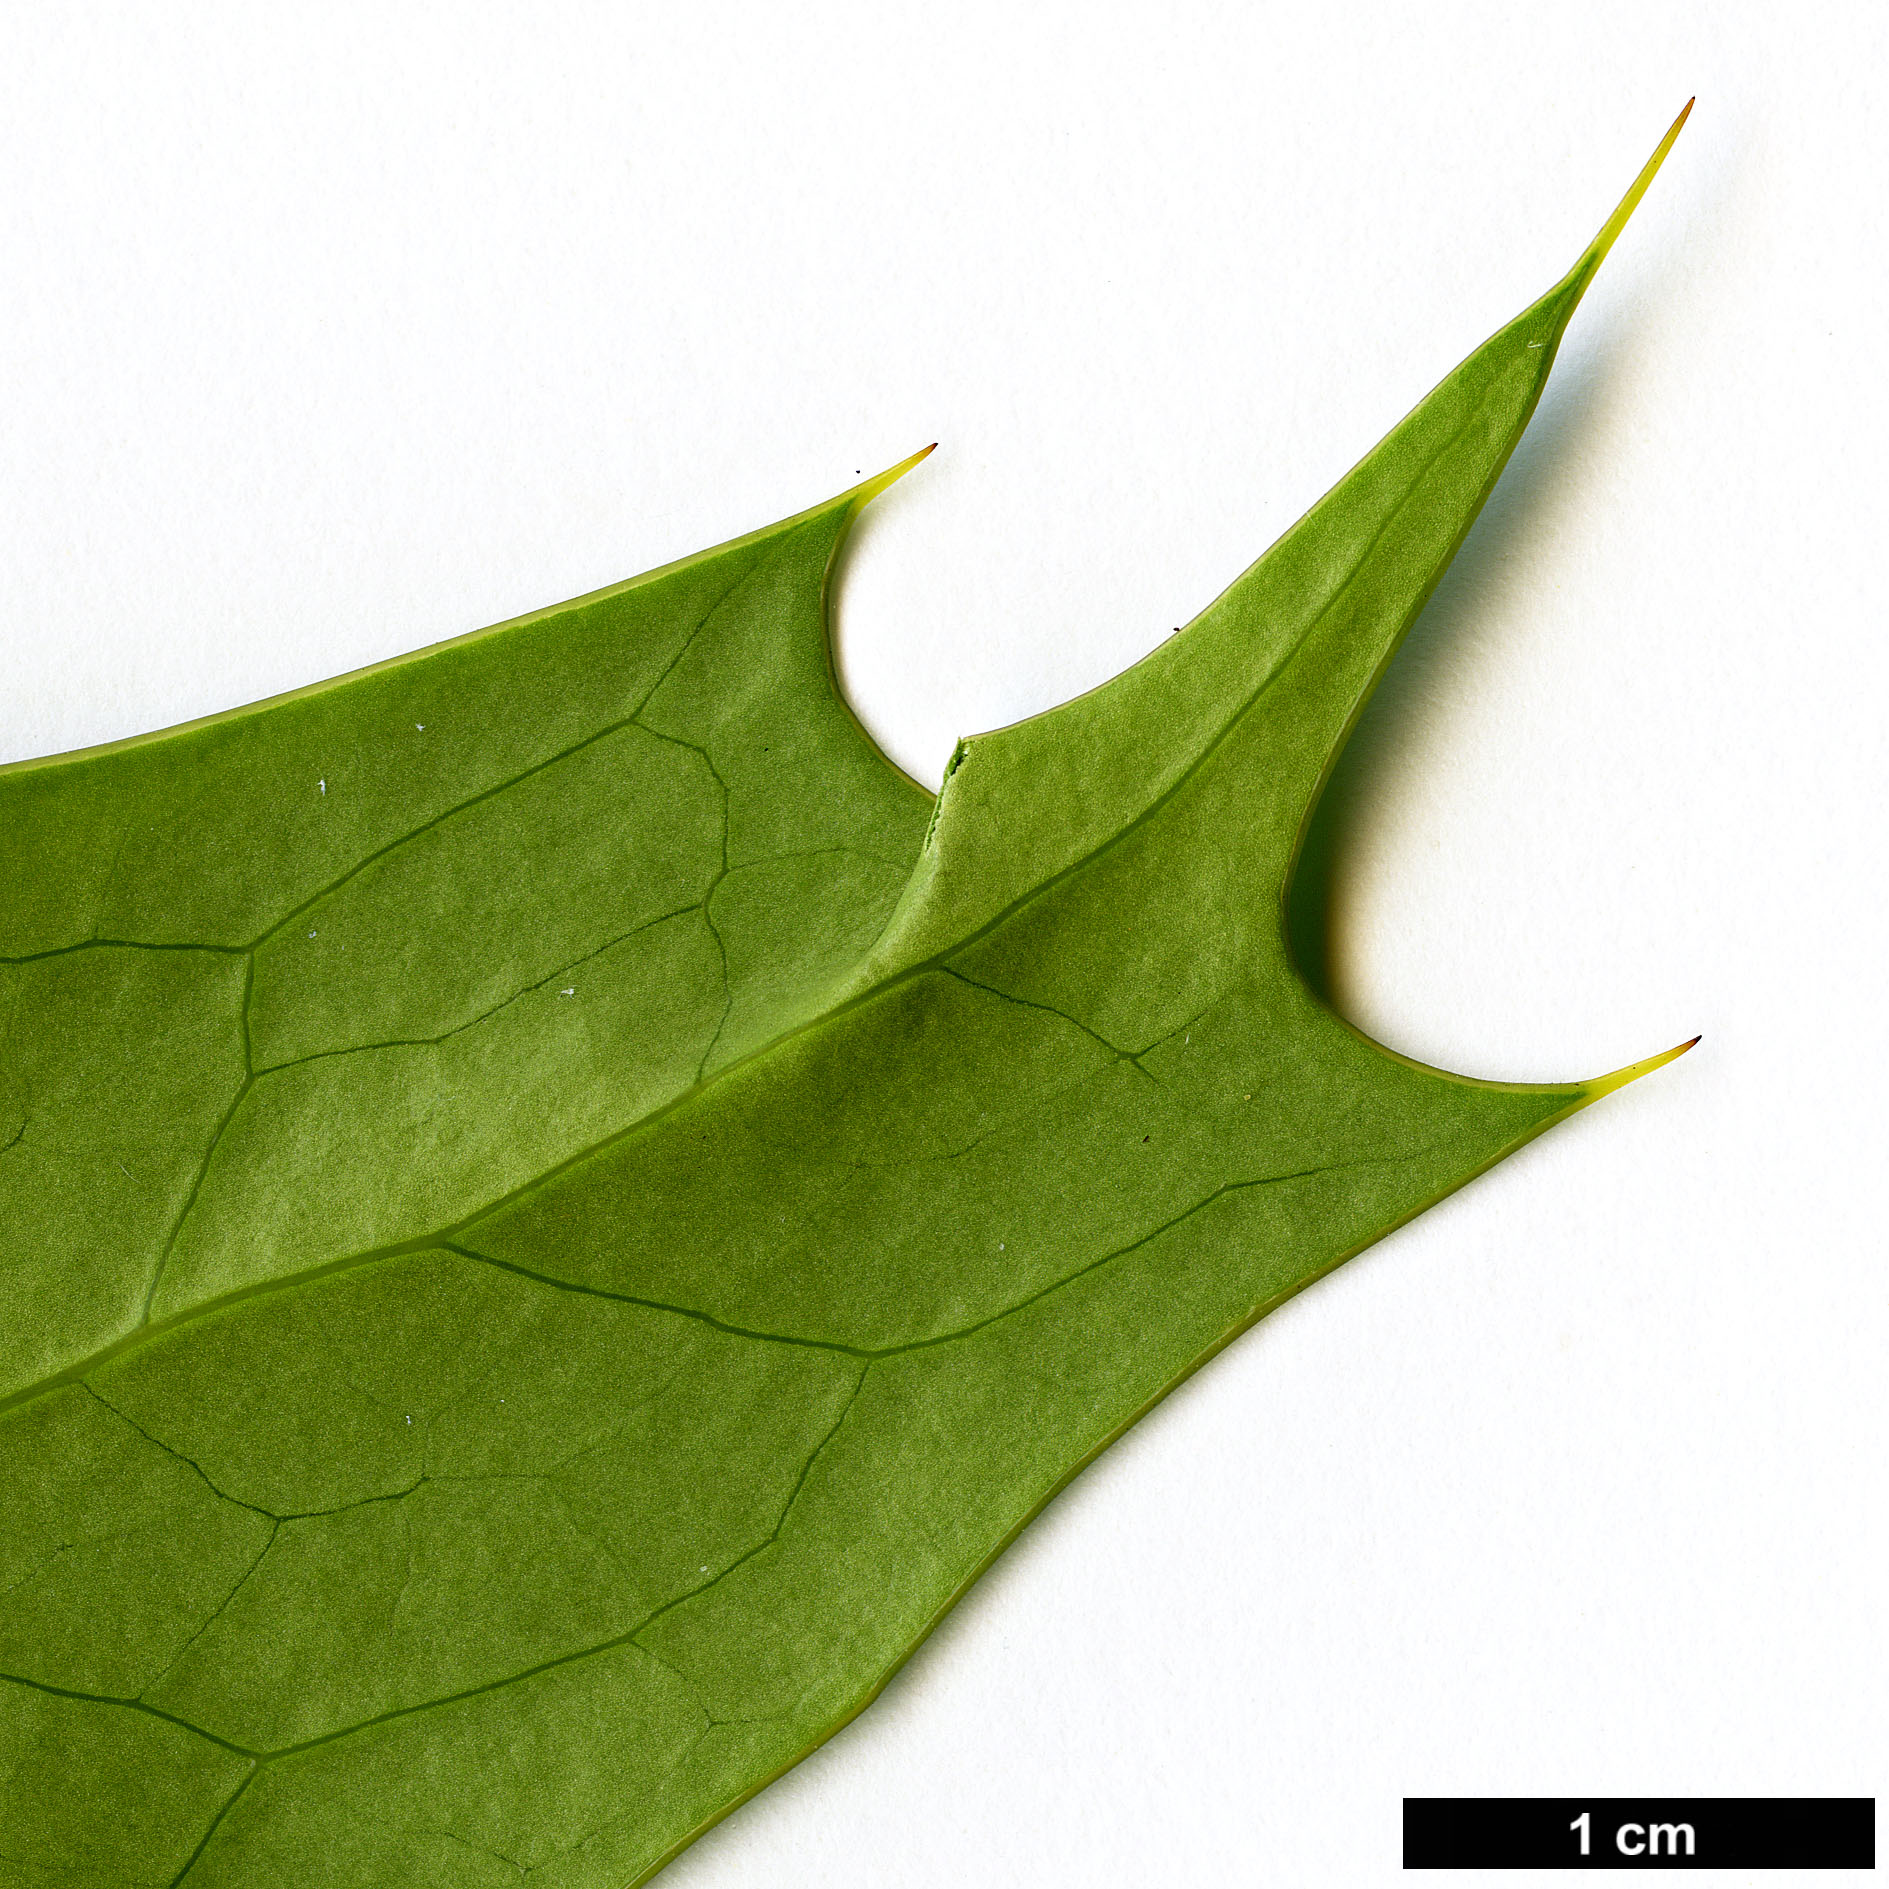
[0,117,1691,1887]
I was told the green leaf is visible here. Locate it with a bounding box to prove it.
[0,110,1692,1887]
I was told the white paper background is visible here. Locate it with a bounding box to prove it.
[1,4,1882,1883]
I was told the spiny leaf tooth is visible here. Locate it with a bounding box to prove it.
[1581,1032,1702,1103]
[1569,98,1694,295]
[846,441,937,514]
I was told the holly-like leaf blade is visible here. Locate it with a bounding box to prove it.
[0,113,1692,1887]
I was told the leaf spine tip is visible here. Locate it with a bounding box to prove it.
[1580,1031,1701,1103]
[1579,98,1693,281]
[849,442,937,512]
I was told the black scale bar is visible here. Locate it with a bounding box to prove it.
[1404,1797,1875,1869]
